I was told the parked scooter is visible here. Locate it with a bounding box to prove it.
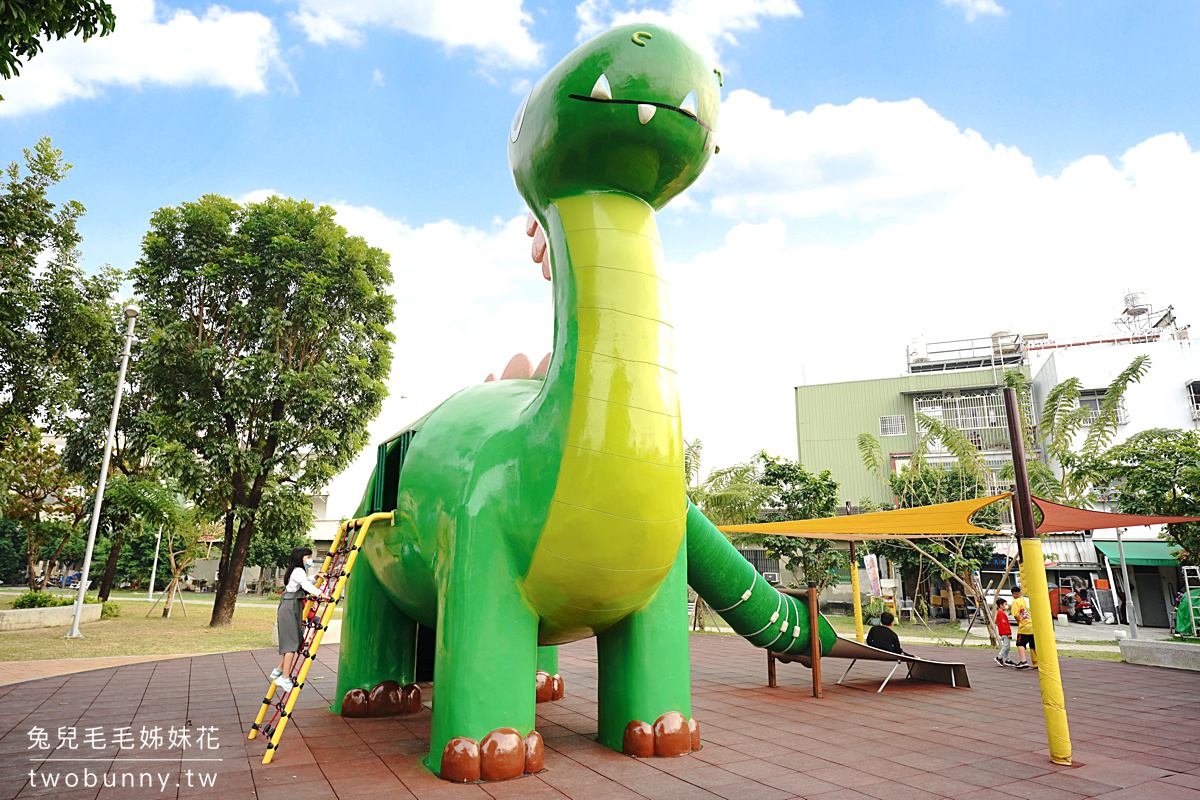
[1062,590,1094,624]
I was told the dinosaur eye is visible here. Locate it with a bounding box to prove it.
[590,74,612,101]
[510,90,530,142]
[679,90,697,118]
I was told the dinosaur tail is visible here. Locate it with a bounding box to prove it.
[686,502,836,658]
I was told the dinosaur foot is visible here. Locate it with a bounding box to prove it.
[440,729,544,783]
[535,670,565,703]
[340,681,422,718]
[622,713,701,758]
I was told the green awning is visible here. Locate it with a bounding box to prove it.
[1094,540,1178,567]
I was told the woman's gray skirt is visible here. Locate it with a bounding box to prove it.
[277,590,306,655]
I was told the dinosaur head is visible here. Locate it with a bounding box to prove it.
[509,24,720,212]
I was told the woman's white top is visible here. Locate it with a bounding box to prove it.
[285,566,321,595]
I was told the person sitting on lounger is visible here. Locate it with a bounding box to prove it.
[866,612,912,657]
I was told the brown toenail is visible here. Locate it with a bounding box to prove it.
[441,737,480,782]
[622,720,654,758]
[688,717,701,751]
[653,712,691,757]
[367,680,403,716]
[535,671,553,703]
[480,728,524,781]
[402,683,422,714]
[551,674,564,701]
[523,730,544,774]
[340,688,369,718]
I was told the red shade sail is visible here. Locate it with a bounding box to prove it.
[1032,496,1200,534]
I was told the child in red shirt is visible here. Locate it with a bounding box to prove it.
[994,598,1014,666]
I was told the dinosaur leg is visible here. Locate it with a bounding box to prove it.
[535,645,565,703]
[427,527,542,783]
[595,541,699,758]
[334,562,422,718]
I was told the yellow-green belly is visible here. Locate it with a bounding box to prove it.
[523,193,686,643]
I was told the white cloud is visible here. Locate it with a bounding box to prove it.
[702,91,1036,222]
[234,188,279,205]
[575,0,801,66]
[668,94,1200,474]
[292,0,543,69]
[0,0,283,117]
[943,0,1007,21]
[371,68,385,88]
[321,206,552,515]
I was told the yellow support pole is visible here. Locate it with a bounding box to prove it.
[248,519,352,741]
[849,541,864,643]
[262,512,391,764]
[1002,386,1070,766]
[1020,537,1072,765]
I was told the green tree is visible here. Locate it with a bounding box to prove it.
[1,137,119,444]
[1089,429,1200,566]
[0,1,116,93]
[748,452,844,591]
[692,457,772,526]
[0,424,87,589]
[858,430,999,625]
[1030,355,1151,506]
[134,194,395,627]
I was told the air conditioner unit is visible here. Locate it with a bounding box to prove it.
[1191,407,1200,422]
[762,572,781,585]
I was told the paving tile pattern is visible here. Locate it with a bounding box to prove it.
[1,636,1198,799]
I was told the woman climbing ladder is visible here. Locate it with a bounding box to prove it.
[271,547,331,692]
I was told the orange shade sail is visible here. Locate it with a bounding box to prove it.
[1032,496,1200,533]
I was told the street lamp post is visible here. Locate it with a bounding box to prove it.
[65,303,139,639]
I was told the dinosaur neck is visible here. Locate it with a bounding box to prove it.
[523,191,686,641]
[548,191,680,467]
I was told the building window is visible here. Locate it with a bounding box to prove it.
[1079,390,1129,426]
[879,415,907,436]
[1189,381,1200,421]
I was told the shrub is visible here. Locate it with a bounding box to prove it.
[12,590,63,609]
[10,591,115,616]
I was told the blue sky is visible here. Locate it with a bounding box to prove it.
[4,0,1198,512]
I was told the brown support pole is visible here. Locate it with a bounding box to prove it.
[808,581,822,698]
[1003,387,1071,765]
[767,651,777,688]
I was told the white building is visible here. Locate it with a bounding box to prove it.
[1024,293,1197,628]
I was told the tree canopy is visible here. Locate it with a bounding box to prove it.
[1088,428,1200,566]
[1,137,119,444]
[0,1,116,90]
[134,193,395,626]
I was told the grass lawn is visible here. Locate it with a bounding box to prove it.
[0,600,341,662]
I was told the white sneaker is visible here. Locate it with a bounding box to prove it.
[273,676,294,691]
[269,668,283,680]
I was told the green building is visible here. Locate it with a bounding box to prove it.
[795,336,1029,508]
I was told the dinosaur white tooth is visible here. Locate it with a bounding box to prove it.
[679,90,697,118]
[703,131,716,151]
[638,103,656,124]
[590,74,612,101]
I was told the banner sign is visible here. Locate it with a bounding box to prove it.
[864,554,882,597]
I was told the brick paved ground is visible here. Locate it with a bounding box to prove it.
[2,636,1198,800]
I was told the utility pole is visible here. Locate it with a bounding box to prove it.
[65,304,139,638]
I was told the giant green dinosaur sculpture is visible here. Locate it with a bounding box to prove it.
[334,23,837,782]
